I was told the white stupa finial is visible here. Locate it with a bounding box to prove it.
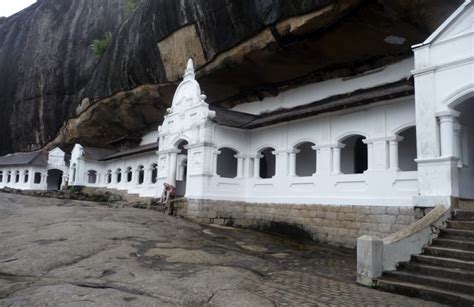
[184,58,195,80]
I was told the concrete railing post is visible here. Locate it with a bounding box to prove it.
[357,235,383,287]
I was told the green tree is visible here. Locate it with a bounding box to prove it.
[90,31,113,59]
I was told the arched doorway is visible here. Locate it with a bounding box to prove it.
[398,127,417,171]
[217,147,238,178]
[295,142,316,177]
[175,140,188,197]
[341,135,367,174]
[47,169,63,191]
[259,147,276,179]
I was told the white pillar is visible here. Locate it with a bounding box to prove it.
[133,169,139,185]
[213,150,220,176]
[288,151,297,176]
[438,110,459,157]
[367,142,374,171]
[389,137,402,171]
[253,156,261,179]
[236,156,244,178]
[332,145,344,175]
[122,171,128,185]
[244,157,252,178]
[313,145,332,174]
[453,121,462,166]
[168,152,178,186]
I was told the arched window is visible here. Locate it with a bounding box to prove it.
[87,170,97,184]
[217,148,238,178]
[341,135,367,174]
[137,166,145,184]
[151,164,158,184]
[0,171,3,183]
[295,142,316,177]
[15,171,20,183]
[398,127,417,171]
[259,147,276,179]
[126,167,132,182]
[7,171,11,183]
[34,172,41,184]
[116,168,122,183]
[24,170,29,183]
[106,170,112,184]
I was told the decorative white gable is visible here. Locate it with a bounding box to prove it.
[47,147,65,167]
[159,59,215,138]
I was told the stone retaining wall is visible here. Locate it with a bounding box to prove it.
[0,187,123,203]
[183,199,418,248]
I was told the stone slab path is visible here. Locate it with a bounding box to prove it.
[0,193,442,306]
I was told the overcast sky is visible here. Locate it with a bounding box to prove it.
[0,1,36,17]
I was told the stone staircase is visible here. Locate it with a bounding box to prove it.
[376,199,474,306]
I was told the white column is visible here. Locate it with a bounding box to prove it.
[168,152,178,186]
[389,137,402,171]
[332,145,344,175]
[244,157,252,178]
[213,151,220,176]
[133,169,139,185]
[122,171,128,185]
[288,151,297,176]
[253,156,261,179]
[362,139,374,171]
[367,142,374,171]
[453,121,462,166]
[438,111,459,157]
[313,145,332,175]
[236,156,244,178]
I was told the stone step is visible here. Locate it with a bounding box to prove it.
[423,246,474,262]
[453,210,474,221]
[447,220,474,230]
[412,254,474,271]
[439,228,474,241]
[458,199,474,211]
[397,261,474,282]
[432,238,474,252]
[383,270,474,295]
[376,279,474,307]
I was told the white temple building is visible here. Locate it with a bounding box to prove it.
[1,0,473,248]
[0,147,68,191]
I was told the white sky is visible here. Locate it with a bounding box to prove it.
[0,1,36,17]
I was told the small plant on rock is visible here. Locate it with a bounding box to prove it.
[125,0,140,15]
[91,31,113,59]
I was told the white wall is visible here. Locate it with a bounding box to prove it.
[202,97,418,206]
[69,144,159,198]
[0,166,48,190]
[232,58,414,115]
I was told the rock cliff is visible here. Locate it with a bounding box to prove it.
[0,0,462,155]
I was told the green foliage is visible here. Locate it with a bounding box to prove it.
[90,31,113,59]
[125,0,140,15]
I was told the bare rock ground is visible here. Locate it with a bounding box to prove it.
[0,193,442,306]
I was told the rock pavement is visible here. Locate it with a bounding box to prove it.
[0,193,443,306]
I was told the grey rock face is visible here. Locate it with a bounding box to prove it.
[0,0,127,154]
[0,0,462,155]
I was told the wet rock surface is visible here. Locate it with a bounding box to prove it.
[0,193,443,306]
